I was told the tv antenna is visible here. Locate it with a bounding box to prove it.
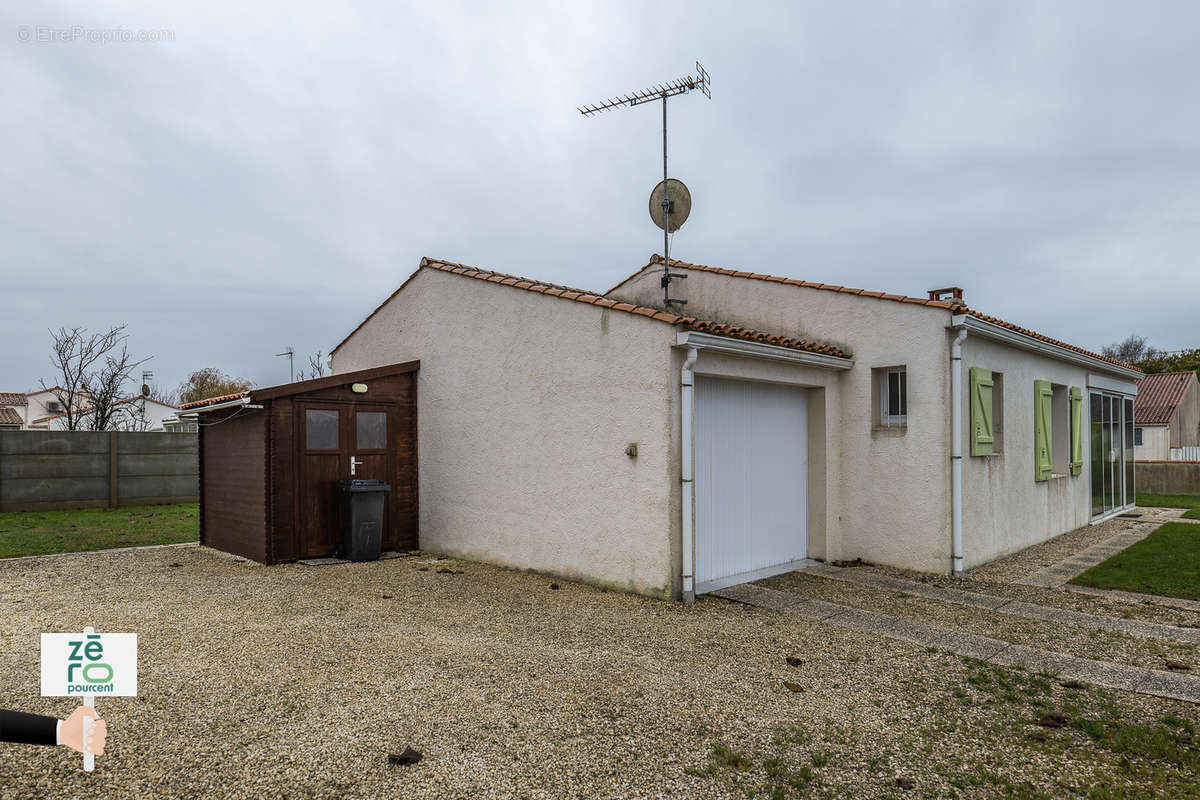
[579,61,711,306]
[275,347,295,382]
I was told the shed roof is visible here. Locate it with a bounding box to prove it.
[1135,371,1198,425]
[180,361,421,410]
[330,258,849,361]
[613,255,1138,374]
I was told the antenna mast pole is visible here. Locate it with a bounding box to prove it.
[662,95,669,302]
[579,62,711,306]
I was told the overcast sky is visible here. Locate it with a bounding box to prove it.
[3,1,1198,394]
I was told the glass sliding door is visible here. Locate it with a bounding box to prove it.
[1089,391,1135,519]
[1090,393,1104,517]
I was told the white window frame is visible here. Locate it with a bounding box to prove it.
[879,367,908,426]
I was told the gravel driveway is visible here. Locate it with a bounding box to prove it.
[2,544,1198,799]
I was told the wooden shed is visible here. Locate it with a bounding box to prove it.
[182,362,419,564]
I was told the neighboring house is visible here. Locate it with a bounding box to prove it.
[328,256,1141,600]
[1134,371,1200,461]
[31,396,182,432]
[0,388,90,430]
[161,415,198,433]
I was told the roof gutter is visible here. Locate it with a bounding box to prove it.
[951,314,1141,381]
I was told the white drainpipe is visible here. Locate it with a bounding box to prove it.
[680,346,699,603]
[951,326,968,574]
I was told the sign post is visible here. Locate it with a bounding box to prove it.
[40,626,137,771]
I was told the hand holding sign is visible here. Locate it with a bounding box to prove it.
[41,627,136,771]
[61,706,106,756]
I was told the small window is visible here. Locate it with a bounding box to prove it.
[356,411,387,450]
[1134,427,1143,446]
[305,409,339,450]
[46,401,62,413]
[878,367,907,426]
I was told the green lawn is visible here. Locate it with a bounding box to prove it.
[0,504,198,558]
[1071,522,1200,600]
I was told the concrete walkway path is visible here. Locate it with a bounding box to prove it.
[805,563,1200,645]
[1016,527,1161,588]
[712,582,1200,704]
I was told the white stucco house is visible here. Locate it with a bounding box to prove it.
[0,388,89,430]
[30,395,181,431]
[330,255,1142,600]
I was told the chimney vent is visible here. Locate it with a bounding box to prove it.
[927,286,964,303]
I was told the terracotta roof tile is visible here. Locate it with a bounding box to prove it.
[0,392,28,406]
[178,391,250,410]
[1135,371,1198,424]
[610,255,1137,373]
[608,255,965,310]
[0,407,22,425]
[331,257,850,360]
[960,308,1140,372]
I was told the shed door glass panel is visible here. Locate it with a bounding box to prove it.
[356,412,387,450]
[305,409,339,450]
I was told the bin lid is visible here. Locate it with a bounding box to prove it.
[338,479,391,492]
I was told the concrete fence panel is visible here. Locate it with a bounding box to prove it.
[0,431,199,511]
[1136,461,1200,496]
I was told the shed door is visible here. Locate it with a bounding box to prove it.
[694,377,808,594]
[297,403,395,558]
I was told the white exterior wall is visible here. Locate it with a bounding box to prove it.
[332,267,680,597]
[1135,425,1171,461]
[612,266,953,572]
[958,337,1094,566]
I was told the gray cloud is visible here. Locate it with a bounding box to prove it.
[3,1,1198,393]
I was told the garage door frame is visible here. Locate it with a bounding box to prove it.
[677,331,854,602]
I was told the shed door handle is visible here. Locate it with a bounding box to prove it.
[350,456,363,476]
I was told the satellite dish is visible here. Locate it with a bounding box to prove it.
[649,178,691,233]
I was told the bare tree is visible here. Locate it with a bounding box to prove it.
[295,352,329,383]
[1101,334,1154,365]
[307,351,328,379]
[42,325,149,431]
[86,339,150,431]
[147,384,179,407]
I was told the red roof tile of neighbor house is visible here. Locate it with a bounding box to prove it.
[0,407,22,425]
[1135,371,1197,425]
[329,257,850,359]
[178,391,250,410]
[0,392,28,406]
[619,255,1139,373]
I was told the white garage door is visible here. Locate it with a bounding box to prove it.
[694,377,809,594]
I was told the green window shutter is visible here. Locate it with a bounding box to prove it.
[1034,380,1054,481]
[969,367,994,456]
[1069,386,1083,475]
